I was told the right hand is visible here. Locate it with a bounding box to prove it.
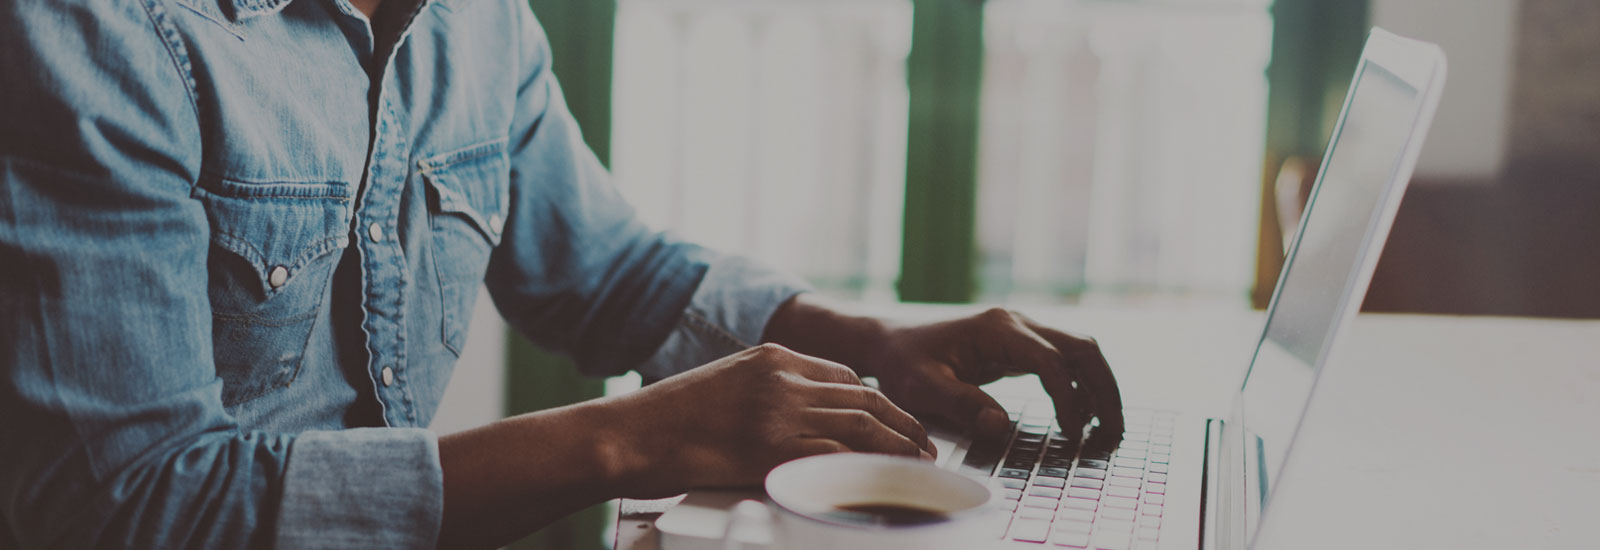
[606,343,934,497]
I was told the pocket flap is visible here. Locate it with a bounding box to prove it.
[421,139,509,246]
[192,175,353,297]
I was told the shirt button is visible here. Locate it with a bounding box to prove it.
[368,222,384,243]
[488,214,504,235]
[380,366,395,387]
[268,266,288,288]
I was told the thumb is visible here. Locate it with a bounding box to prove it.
[917,371,1011,438]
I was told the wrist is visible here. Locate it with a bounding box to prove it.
[583,395,656,493]
[762,293,892,377]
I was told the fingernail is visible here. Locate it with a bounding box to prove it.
[979,408,1009,433]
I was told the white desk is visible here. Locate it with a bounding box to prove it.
[617,305,1600,549]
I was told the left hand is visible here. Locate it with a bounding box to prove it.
[764,295,1125,445]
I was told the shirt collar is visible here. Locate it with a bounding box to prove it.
[227,0,296,20]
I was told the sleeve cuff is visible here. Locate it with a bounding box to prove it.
[276,428,443,550]
[635,255,813,380]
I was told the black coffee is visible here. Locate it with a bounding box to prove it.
[823,502,950,527]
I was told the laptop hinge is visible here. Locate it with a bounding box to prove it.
[1200,418,1225,550]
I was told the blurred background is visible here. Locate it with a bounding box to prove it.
[427,0,1600,548]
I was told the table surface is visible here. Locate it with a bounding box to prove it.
[616,304,1600,549]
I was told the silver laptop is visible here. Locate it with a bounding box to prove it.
[658,27,1446,550]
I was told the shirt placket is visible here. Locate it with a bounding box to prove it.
[353,1,428,428]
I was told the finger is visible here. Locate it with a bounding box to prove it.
[966,310,1094,439]
[1024,321,1126,438]
[804,382,933,455]
[801,409,930,459]
[781,438,852,462]
[748,343,863,385]
[966,308,1067,384]
[911,369,1012,440]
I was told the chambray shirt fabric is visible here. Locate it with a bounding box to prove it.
[0,0,809,548]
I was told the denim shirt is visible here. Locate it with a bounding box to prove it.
[0,0,808,547]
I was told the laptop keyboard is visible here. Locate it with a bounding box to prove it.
[959,399,1176,549]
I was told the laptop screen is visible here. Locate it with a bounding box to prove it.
[1238,61,1421,506]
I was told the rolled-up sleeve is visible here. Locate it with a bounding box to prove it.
[0,2,440,548]
[485,6,811,379]
[634,256,812,380]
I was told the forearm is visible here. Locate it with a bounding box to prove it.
[762,293,893,377]
[437,397,643,549]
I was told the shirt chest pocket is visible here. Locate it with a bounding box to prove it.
[421,139,509,354]
[193,176,353,407]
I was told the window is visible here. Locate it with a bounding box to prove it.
[976,0,1273,305]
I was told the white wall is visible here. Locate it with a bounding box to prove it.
[1372,0,1520,180]
[429,289,506,435]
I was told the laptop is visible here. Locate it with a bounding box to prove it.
[657,27,1446,550]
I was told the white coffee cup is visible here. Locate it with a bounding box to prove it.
[722,453,998,550]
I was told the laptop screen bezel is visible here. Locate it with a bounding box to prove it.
[1224,27,1449,549]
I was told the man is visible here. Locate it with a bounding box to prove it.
[0,0,1123,548]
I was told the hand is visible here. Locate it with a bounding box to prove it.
[764,296,1124,447]
[868,308,1125,445]
[605,343,935,497]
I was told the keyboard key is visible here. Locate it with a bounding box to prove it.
[1118,441,1148,451]
[1004,489,1023,500]
[1075,468,1107,480]
[1066,485,1101,499]
[1070,477,1104,490]
[996,500,1019,512]
[1101,506,1137,521]
[1041,458,1074,468]
[1082,449,1114,461]
[1061,498,1098,511]
[1105,486,1139,499]
[1010,519,1051,543]
[1149,463,1169,474]
[1139,515,1161,528]
[1103,495,1138,510]
[1149,453,1170,465]
[1053,531,1091,548]
[1147,473,1167,484]
[1113,457,1145,469]
[1000,468,1032,479]
[1001,478,1027,490]
[1122,432,1149,442]
[1097,518,1136,533]
[1034,476,1067,488]
[1006,459,1038,470]
[1031,486,1064,499]
[1114,449,1146,460]
[1141,504,1163,517]
[1146,483,1166,495]
[1038,467,1070,478]
[1091,529,1132,550]
[1058,508,1096,522]
[1055,519,1093,534]
[1111,467,1143,479]
[1024,496,1060,510]
[1019,507,1054,520]
[1077,459,1110,470]
[1143,494,1164,506]
[1105,476,1140,488]
[1138,527,1161,541]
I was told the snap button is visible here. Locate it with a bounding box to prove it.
[368,222,384,243]
[381,366,395,387]
[268,266,288,288]
[488,214,504,235]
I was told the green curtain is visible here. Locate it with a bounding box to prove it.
[898,0,986,304]
[1254,0,1370,307]
[505,2,616,550]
